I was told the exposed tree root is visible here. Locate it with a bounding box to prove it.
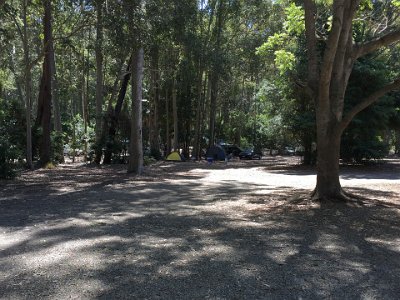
[310,187,364,204]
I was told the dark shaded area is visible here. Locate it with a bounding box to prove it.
[0,162,399,299]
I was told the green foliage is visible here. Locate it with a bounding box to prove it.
[256,33,288,55]
[256,2,301,75]
[341,57,396,162]
[359,0,373,11]
[0,142,18,179]
[51,131,65,163]
[64,114,95,155]
[283,3,305,35]
[394,0,400,8]
[274,50,296,74]
[1,0,399,171]
[143,155,157,166]
[0,98,25,178]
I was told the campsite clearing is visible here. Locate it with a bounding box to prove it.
[1,157,399,299]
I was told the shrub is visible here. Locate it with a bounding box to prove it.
[0,142,17,179]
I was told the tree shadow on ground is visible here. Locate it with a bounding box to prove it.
[0,165,399,299]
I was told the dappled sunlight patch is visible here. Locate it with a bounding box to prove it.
[50,279,109,299]
[1,158,400,298]
[265,247,299,265]
[365,237,400,252]
[341,260,371,274]
[52,186,77,194]
[139,236,184,249]
[18,236,132,269]
[196,166,316,190]
[0,230,33,251]
[311,233,362,255]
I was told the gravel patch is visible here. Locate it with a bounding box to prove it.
[1,157,399,299]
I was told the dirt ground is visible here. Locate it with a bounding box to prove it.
[1,156,399,299]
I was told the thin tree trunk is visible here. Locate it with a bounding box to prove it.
[208,0,225,147]
[203,73,211,147]
[128,48,144,174]
[193,67,204,160]
[172,77,178,151]
[165,86,171,155]
[94,0,104,163]
[81,46,90,156]
[49,31,63,163]
[208,71,217,146]
[199,74,208,154]
[50,47,61,132]
[22,0,33,169]
[149,46,160,158]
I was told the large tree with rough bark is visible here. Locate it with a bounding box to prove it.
[303,0,400,201]
[36,0,54,166]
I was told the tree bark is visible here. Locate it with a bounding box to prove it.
[94,0,104,163]
[49,28,63,163]
[208,0,225,147]
[209,71,218,147]
[49,44,61,133]
[303,0,400,201]
[193,66,204,160]
[165,86,171,156]
[149,46,160,158]
[37,0,53,166]
[128,48,144,175]
[172,77,178,151]
[22,0,33,169]
[313,116,344,200]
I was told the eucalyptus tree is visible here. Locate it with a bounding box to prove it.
[94,0,104,163]
[35,0,54,166]
[1,1,42,168]
[302,0,400,200]
[126,0,145,174]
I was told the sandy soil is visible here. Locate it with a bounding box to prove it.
[1,156,399,299]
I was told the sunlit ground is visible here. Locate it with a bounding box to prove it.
[1,157,399,298]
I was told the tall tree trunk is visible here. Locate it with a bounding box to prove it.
[172,77,178,151]
[208,0,225,147]
[22,0,33,169]
[49,31,63,163]
[49,48,61,132]
[81,49,90,156]
[149,46,160,158]
[38,0,53,166]
[201,74,211,149]
[165,86,171,155]
[128,48,144,174]
[209,71,218,147]
[193,66,204,160]
[94,0,104,163]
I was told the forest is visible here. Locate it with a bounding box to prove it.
[1,0,400,199]
[1,1,400,298]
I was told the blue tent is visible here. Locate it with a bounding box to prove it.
[205,145,226,161]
